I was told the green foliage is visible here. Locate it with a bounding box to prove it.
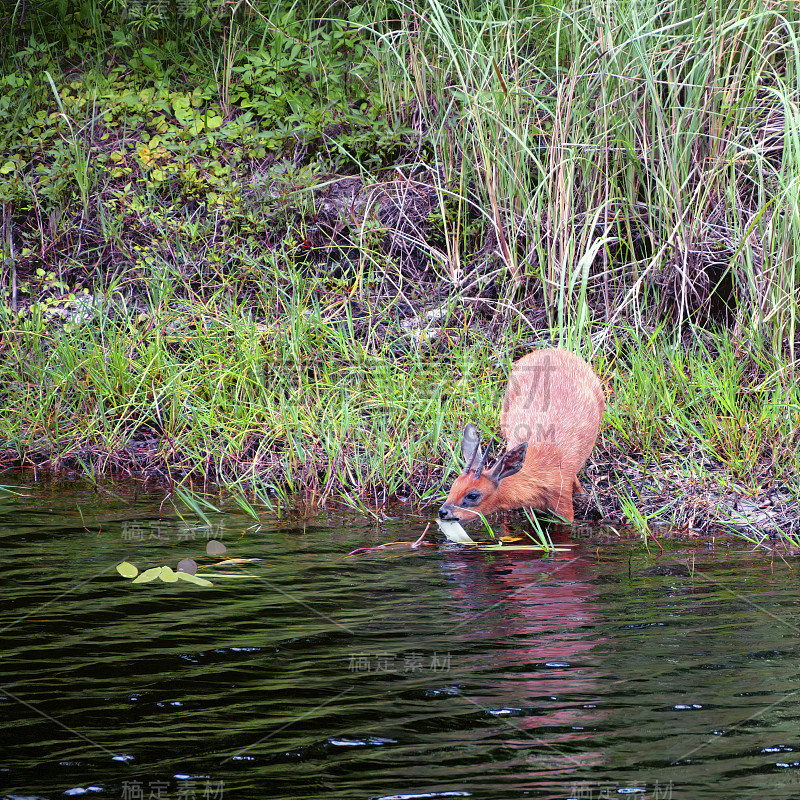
[604,333,800,490]
[117,561,214,586]
[0,1,415,298]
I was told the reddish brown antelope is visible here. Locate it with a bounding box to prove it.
[439,348,604,524]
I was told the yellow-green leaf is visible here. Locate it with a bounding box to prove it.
[175,572,214,587]
[133,567,163,583]
[116,561,139,578]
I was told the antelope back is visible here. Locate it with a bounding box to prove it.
[500,347,604,472]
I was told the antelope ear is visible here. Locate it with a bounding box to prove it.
[461,423,483,467]
[489,442,528,482]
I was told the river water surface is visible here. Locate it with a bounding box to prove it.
[1,473,798,800]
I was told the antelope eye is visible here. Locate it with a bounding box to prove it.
[465,491,481,502]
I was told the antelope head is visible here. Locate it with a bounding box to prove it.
[438,423,528,522]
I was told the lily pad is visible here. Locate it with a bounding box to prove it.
[177,558,198,575]
[207,539,226,556]
[132,567,163,583]
[175,572,214,587]
[116,561,139,578]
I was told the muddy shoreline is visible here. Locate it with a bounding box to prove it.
[3,441,796,538]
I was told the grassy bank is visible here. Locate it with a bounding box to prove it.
[1,1,798,539]
[2,276,797,539]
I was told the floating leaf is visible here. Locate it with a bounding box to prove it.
[116,561,139,578]
[199,573,254,579]
[207,539,226,556]
[175,572,214,587]
[159,565,178,582]
[177,558,198,575]
[132,567,162,583]
[478,544,573,552]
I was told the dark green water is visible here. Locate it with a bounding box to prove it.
[1,473,798,800]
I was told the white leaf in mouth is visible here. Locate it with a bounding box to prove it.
[436,519,476,543]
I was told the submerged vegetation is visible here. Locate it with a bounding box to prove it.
[0,0,798,539]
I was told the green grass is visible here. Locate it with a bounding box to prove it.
[604,334,800,491]
[0,269,515,508]
[1,267,797,537]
